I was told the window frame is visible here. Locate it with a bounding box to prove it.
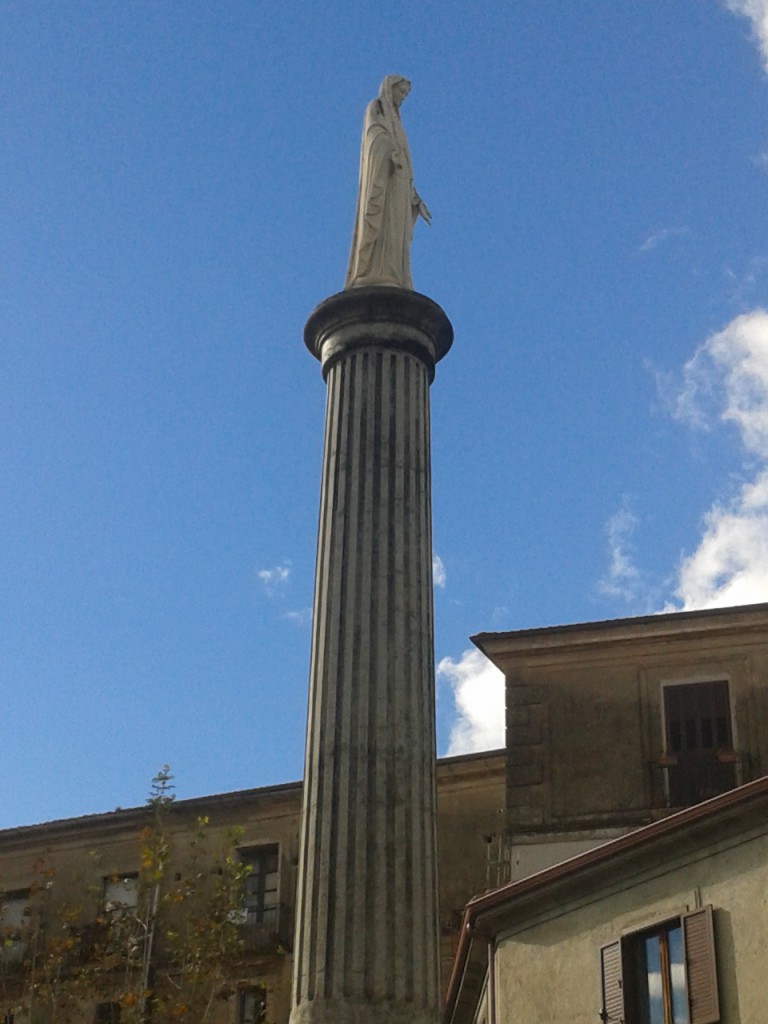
[238,845,280,928]
[599,905,719,1024]
[659,678,737,807]
[237,985,266,1024]
[102,873,139,918]
[0,888,32,962]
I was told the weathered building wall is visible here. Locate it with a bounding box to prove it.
[493,825,768,1024]
[474,604,768,879]
[0,783,303,1024]
[0,752,505,1022]
[435,753,506,987]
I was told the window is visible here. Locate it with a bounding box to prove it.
[663,682,735,806]
[600,906,719,1024]
[632,921,688,1023]
[240,846,279,926]
[102,874,138,916]
[0,889,31,961]
[239,987,266,1024]
[94,1002,121,1023]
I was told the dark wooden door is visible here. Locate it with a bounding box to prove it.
[664,681,735,806]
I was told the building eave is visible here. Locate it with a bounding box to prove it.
[444,774,768,1024]
[472,601,768,666]
[0,749,506,846]
[0,779,305,847]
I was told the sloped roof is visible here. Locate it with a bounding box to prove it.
[444,774,768,1024]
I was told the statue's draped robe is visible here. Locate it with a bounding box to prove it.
[345,82,417,289]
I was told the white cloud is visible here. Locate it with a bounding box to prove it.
[598,500,642,604]
[433,553,447,588]
[639,228,672,253]
[669,311,768,609]
[256,562,291,596]
[673,470,768,609]
[437,649,505,755]
[282,607,312,626]
[637,226,688,254]
[724,0,768,71]
[674,310,768,451]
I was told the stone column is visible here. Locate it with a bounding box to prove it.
[290,286,453,1024]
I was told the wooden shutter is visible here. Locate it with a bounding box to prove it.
[682,905,720,1024]
[600,940,625,1023]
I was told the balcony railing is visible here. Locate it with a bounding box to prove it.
[648,749,752,809]
[237,903,293,953]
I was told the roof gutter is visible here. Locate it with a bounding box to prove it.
[443,774,768,1023]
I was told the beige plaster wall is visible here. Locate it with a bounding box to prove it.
[507,832,625,882]
[493,829,768,1024]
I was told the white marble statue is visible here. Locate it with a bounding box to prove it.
[345,75,431,290]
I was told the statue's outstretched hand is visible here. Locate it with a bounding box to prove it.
[414,193,432,225]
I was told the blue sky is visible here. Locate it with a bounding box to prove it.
[2,1,768,827]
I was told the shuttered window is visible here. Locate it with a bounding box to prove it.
[663,682,735,806]
[599,906,719,1024]
[682,907,719,1024]
[600,940,625,1023]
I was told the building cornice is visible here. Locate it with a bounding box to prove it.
[472,602,768,666]
[0,750,505,846]
[0,780,304,848]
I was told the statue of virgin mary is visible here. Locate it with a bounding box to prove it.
[345,75,431,290]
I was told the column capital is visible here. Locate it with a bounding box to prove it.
[304,287,453,382]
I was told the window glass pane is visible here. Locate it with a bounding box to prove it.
[240,846,279,924]
[1,892,29,931]
[667,926,689,1024]
[1,891,30,962]
[643,935,664,1024]
[103,875,138,910]
[239,988,266,1024]
[264,871,279,897]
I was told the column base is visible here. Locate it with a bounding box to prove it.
[290,999,440,1024]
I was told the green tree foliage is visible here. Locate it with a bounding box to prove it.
[0,767,257,1024]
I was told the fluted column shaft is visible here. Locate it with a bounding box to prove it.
[290,288,452,1024]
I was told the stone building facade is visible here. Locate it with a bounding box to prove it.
[5,602,768,1023]
[472,602,768,881]
[443,601,768,1024]
[0,751,504,1024]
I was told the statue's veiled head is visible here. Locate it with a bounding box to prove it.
[380,75,411,109]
